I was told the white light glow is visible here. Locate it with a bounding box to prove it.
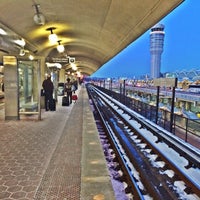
[48,33,58,44]
[71,63,77,70]
[29,55,34,60]
[76,71,81,77]
[0,28,7,35]
[57,44,65,53]
[14,38,26,47]
[46,62,62,69]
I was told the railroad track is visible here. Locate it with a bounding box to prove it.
[86,83,200,200]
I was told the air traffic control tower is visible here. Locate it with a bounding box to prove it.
[150,24,165,79]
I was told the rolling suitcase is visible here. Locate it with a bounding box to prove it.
[62,96,69,106]
[72,94,78,103]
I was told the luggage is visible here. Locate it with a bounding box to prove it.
[40,89,45,96]
[50,99,56,111]
[62,96,69,106]
[72,94,78,101]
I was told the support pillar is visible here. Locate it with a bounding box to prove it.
[3,56,19,120]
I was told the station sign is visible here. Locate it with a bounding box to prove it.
[46,57,75,64]
[153,78,177,87]
[46,57,69,64]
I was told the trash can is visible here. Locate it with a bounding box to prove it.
[57,82,64,96]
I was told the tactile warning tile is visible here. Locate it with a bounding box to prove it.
[34,96,83,200]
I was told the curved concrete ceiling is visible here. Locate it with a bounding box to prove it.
[0,0,184,76]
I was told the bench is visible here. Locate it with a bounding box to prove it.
[21,102,38,111]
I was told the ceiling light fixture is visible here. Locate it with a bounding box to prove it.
[19,48,25,56]
[47,27,58,44]
[46,62,62,69]
[33,4,45,25]
[14,38,26,47]
[0,28,7,35]
[57,40,65,53]
[19,48,30,57]
[29,54,34,60]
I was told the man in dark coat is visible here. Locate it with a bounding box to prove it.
[64,77,73,104]
[42,74,54,111]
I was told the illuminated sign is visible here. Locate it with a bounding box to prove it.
[153,78,177,87]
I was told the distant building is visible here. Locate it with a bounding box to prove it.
[166,69,200,82]
[150,24,165,79]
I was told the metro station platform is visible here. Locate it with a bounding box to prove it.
[0,86,116,200]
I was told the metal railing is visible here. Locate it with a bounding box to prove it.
[93,84,200,148]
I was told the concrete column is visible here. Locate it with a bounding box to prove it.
[39,57,46,111]
[3,56,19,120]
[59,68,66,83]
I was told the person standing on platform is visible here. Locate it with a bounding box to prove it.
[42,74,54,111]
[64,78,73,104]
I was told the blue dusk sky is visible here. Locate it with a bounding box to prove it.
[91,0,200,79]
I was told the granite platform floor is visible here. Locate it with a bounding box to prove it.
[0,86,115,200]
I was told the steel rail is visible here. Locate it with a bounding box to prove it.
[87,83,200,198]
[87,87,145,199]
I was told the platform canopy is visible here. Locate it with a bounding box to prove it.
[0,0,184,75]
